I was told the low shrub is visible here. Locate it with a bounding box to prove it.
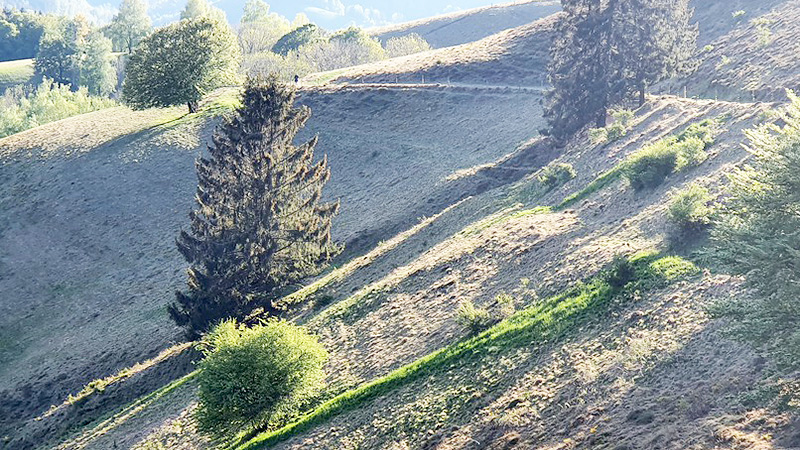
[537,162,577,191]
[589,109,634,145]
[624,139,680,190]
[455,300,492,335]
[667,183,713,233]
[623,120,716,191]
[605,254,637,290]
[195,319,328,435]
[495,292,517,319]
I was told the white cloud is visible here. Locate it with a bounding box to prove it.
[347,3,395,27]
[442,4,462,14]
[304,0,346,18]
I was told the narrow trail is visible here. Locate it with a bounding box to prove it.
[300,82,549,94]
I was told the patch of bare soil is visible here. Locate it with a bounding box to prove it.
[369,1,561,49]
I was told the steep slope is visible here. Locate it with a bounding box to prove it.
[369,1,561,49]
[6,1,800,448]
[234,96,797,450]
[667,0,800,102]
[0,83,548,448]
[125,95,799,450]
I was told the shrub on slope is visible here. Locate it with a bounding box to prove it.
[623,120,715,191]
[196,319,327,435]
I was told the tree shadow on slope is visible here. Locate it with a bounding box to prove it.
[0,112,222,449]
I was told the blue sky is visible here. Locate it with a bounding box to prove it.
[2,0,507,29]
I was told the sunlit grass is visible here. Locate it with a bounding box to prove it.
[235,252,699,449]
[0,58,34,90]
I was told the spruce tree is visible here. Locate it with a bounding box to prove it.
[612,0,697,106]
[544,0,697,143]
[544,0,620,143]
[169,77,340,337]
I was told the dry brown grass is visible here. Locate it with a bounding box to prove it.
[306,14,559,87]
[369,1,560,49]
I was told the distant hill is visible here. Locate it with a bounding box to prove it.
[309,14,559,87]
[370,0,561,48]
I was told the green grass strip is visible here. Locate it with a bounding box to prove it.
[235,253,698,449]
[556,165,625,210]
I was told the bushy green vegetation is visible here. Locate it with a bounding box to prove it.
[385,33,432,58]
[710,92,800,369]
[104,0,151,54]
[237,252,698,449]
[455,300,492,335]
[245,22,431,82]
[123,17,240,113]
[511,162,576,204]
[623,120,715,190]
[557,120,717,208]
[538,162,577,191]
[196,319,327,435]
[237,0,298,56]
[667,183,713,233]
[589,109,634,145]
[271,23,326,56]
[0,79,116,139]
[0,9,59,62]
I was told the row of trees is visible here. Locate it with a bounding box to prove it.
[35,18,119,96]
[544,0,697,142]
[243,23,431,80]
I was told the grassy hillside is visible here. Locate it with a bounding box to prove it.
[369,1,561,49]
[308,15,558,87]
[3,1,800,449]
[0,58,34,92]
[0,82,549,449]
[104,94,798,450]
[666,0,800,102]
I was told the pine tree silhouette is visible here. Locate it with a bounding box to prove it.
[170,77,340,337]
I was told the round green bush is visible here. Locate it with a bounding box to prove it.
[195,319,328,434]
[667,183,712,231]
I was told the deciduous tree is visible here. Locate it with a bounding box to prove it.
[107,0,151,54]
[122,17,240,113]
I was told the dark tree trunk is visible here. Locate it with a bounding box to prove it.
[188,101,198,114]
[596,107,607,128]
[638,80,646,107]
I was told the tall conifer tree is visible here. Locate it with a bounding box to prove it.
[169,77,340,337]
[544,0,697,143]
[612,0,697,106]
